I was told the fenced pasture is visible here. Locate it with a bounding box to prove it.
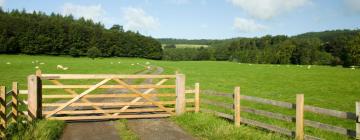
[1,55,359,139]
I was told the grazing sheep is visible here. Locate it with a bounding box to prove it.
[35,66,39,69]
[131,64,135,66]
[118,62,121,64]
[40,62,45,65]
[32,61,35,64]
[307,65,311,69]
[57,65,64,69]
[6,62,11,65]
[145,62,150,65]
[63,67,68,70]
[351,67,356,70]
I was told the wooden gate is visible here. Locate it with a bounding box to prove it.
[27,70,195,121]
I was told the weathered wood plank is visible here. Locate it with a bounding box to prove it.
[194,83,200,113]
[43,93,176,98]
[45,78,111,118]
[304,119,356,137]
[201,108,233,120]
[0,86,6,136]
[42,85,176,89]
[112,79,169,116]
[43,108,196,115]
[242,107,294,122]
[201,99,233,110]
[41,74,176,79]
[43,100,178,107]
[241,118,293,137]
[176,74,186,115]
[234,86,241,126]
[12,82,18,122]
[241,95,294,109]
[49,114,171,120]
[201,90,233,98]
[113,78,175,115]
[304,105,356,120]
[185,90,195,93]
[27,75,42,119]
[296,94,304,140]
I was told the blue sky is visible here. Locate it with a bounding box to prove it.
[1,0,360,39]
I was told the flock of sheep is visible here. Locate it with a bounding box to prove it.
[4,60,152,71]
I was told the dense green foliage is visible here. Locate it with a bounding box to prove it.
[0,8,162,59]
[163,30,360,67]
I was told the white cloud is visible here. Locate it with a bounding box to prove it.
[233,17,267,32]
[344,0,360,12]
[61,3,105,22]
[229,0,311,20]
[0,0,5,7]
[123,7,159,31]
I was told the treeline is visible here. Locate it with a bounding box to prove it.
[163,30,360,67]
[0,8,162,59]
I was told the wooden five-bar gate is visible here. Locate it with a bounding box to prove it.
[27,70,198,121]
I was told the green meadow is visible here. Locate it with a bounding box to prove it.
[1,55,359,139]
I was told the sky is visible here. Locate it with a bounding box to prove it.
[1,0,360,39]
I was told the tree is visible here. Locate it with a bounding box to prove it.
[87,47,101,59]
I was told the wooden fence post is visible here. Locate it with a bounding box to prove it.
[296,94,304,140]
[234,86,241,126]
[356,102,360,139]
[175,74,186,115]
[12,82,18,122]
[0,86,5,137]
[27,75,42,120]
[194,83,200,113]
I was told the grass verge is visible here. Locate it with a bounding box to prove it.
[6,117,65,140]
[115,119,139,140]
[171,113,290,140]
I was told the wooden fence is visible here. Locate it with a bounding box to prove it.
[24,70,200,121]
[0,82,28,138]
[199,87,360,140]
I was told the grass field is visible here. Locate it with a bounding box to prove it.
[1,55,359,139]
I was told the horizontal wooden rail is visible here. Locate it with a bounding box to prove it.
[304,105,356,120]
[201,108,233,120]
[241,95,295,109]
[19,90,28,94]
[43,99,194,107]
[41,74,176,79]
[242,107,294,122]
[201,99,233,110]
[304,120,356,137]
[202,90,233,98]
[49,114,171,120]
[42,85,176,89]
[43,108,196,115]
[43,93,176,99]
[241,118,293,137]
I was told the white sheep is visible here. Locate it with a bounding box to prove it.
[131,64,135,66]
[40,62,45,65]
[57,65,64,69]
[145,62,150,65]
[32,61,35,64]
[307,65,311,69]
[118,62,121,64]
[6,62,11,65]
[63,67,68,70]
[35,66,39,69]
